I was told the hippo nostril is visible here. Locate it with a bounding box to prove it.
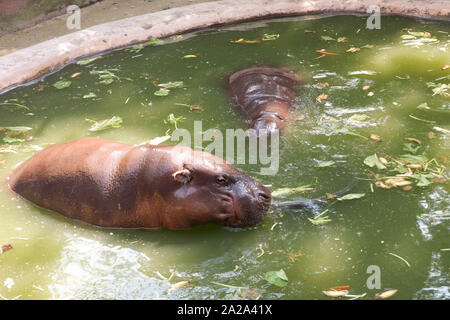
[258,191,271,204]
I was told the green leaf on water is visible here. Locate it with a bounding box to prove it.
[76,57,101,65]
[398,154,428,165]
[364,154,386,169]
[410,173,435,187]
[348,70,377,76]
[148,38,165,45]
[3,137,25,144]
[164,113,185,130]
[154,88,170,96]
[321,36,335,41]
[403,143,420,154]
[337,128,369,140]
[262,33,279,41]
[83,92,97,99]
[315,160,336,168]
[126,44,144,53]
[271,184,314,198]
[337,193,365,201]
[348,114,370,122]
[0,126,32,132]
[158,81,185,89]
[53,80,72,89]
[86,116,122,132]
[416,102,430,110]
[265,269,288,287]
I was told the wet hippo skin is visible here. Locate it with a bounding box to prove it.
[229,66,298,136]
[8,137,271,230]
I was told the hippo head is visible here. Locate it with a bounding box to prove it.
[167,148,271,228]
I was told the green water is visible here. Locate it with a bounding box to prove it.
[0,15,449,300]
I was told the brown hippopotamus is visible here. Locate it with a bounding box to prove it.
[229,66,298,136]
[7,137,271,230]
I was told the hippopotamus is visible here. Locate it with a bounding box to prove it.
[7,137,271,230]
[229,66,298,136]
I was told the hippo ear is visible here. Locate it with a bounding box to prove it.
[172,168,193,184]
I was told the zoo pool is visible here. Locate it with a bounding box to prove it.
[0,15,448,299]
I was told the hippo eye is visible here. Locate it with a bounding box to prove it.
[216,175,229,186]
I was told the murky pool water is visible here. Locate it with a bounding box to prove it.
[0,15,448,300]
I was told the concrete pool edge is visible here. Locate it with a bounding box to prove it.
[0,0,447,94]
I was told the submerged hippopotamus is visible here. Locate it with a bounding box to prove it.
[8,138,271,230]
[229,66,298,136]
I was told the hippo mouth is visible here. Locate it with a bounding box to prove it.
[220,192,271,227]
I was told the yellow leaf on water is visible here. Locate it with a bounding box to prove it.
[168,280,190,292]
[362,85,371,91]
[323,290,349,298]
[71,72,82,78]
[370,134,382,142]
[375,289,398,299]
[346,47,360,53]
[316,94,328,102]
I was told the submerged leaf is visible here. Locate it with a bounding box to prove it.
[53,80,72,89]
[265,269,288,287]
[364,154,386,169]
[337,193,365,201]
[86,116,122,132]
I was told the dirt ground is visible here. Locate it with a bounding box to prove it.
[0,0,217,56]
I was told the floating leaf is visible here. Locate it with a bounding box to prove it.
[83,92,97,99]
[158,81,185,89]
[265,269,288,287]
[76,57,100,65]
[154,88,170,96]
[183,55,197,58]
[375,289,398,299]
[346,47,360,53]
[53,80,72,89]
[86,116,123,132]
[416,102,430,110]
[315,160,335,168]
[148,38,164,45]
[71,72,82,78]
[398,154,428,165]
[316,94,328,102]
[168,280,190,292]
[3,137,25,144]
[403,143,420,154]
[0,126,32,132]
[337,129,369,140]
[337,193,365,201]
[364,154,386,169]
[315,50,338,56]
[0,243,13,254]
[323,290,349,298]
[321,36,335,41]
[349,114,369,121]
[370,134,382,142]
[348,70,377,76]
[262,33,279,41]
[271,184,313,198]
